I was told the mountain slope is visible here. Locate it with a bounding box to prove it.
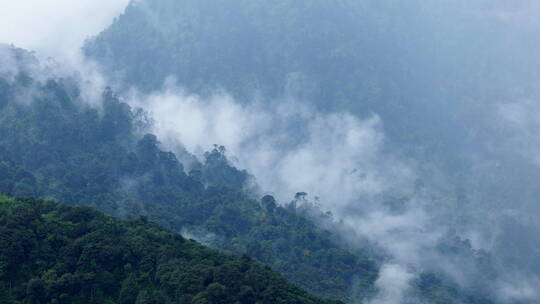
[0,195,343,304]
[0,45,377,302]
[0,45,497,303]
[84,0,496,164]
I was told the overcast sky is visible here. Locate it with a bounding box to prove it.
[0,0,129,60]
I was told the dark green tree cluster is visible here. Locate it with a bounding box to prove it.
[0,195,344,304]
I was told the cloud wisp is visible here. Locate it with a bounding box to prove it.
[0,0,130,62]
[127,83,461,302]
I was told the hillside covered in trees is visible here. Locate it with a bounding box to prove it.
[84,0,504,164]
[0,195,344,304]
[0,45,376,301]
[0,45,496,303]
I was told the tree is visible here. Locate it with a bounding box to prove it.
[262,195,277,213]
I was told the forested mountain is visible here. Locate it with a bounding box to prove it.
[82,2,540,303]
[0,45,495,303]
[0,195,343,304]
[0,45,376,301]
[83,0,500,164]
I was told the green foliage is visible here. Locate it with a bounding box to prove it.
[0,196,343,304]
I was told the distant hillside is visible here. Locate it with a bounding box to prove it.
[84,0,502,165]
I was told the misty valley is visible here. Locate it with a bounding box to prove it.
[1,0,540,303]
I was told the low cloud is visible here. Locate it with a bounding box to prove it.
[497,274,540,302]
[0,0,130,61]
[128,83,457,302]
[368,264,414,304]
[128,83,417,209]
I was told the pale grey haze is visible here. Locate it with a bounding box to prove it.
[0,0,129,61]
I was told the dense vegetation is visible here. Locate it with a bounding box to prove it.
[0,46,377,301]
[0,195,346,304]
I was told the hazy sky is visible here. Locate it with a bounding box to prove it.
[0,0,129,60]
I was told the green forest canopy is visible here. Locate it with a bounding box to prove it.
[0,196,343,304]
